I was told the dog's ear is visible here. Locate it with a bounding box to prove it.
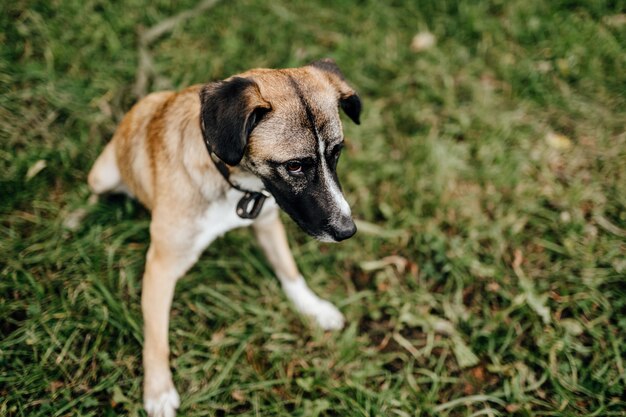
[309,58,362,125]
[200,77,271,166]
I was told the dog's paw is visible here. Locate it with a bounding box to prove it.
[144,386,180,417]
[282,277,345,330]
[310,298,345,330]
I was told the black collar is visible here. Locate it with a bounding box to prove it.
[201,117,270,220]
[208,152,271,219]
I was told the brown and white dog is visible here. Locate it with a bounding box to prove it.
[88,59,361,417]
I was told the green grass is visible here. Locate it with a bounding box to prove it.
[2,0,626,416]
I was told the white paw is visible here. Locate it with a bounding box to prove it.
[281,276,345,330]
[309,298,345,330]
[144,387,180,417]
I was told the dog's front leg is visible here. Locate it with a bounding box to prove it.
[141,240,197,417]
[253,212,345,330]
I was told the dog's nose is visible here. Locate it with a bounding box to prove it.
[332,218,357,241]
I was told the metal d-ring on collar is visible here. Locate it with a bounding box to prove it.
[208,152,271,220]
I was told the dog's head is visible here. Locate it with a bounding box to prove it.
[200,59,361,242]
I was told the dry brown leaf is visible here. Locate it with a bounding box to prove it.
[506,404,521,412]
[26,159,47,180]
[231,390,246,402]
[604,14,626,27]
[410,32,436,52]
[360,255,409,273]
[546,132,572,150]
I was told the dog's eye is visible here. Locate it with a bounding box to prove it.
[330,143,344,162]
[285,161,303,175]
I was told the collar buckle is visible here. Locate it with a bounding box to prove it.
[236,192,268,219]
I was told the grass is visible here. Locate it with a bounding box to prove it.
[1,0,626,415]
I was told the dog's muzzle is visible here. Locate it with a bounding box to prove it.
[330,217,357,241]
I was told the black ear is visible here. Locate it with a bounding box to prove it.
[200,77,270,166]
[309,58,362,125]
[340,93,361,125]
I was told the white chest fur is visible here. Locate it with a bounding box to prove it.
[192,188,277,253]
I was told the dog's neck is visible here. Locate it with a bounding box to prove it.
[208,152,270,219]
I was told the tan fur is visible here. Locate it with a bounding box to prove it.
[88,62,355,417]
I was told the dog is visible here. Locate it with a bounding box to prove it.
[87,59,361,417]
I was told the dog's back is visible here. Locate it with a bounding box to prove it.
[89,87,221,212]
